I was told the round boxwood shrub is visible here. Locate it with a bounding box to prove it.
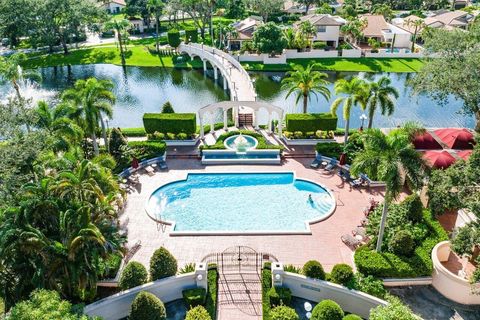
[150,247,178,281]
[311,300,344,320]
[388,230,414,256]
[167,29,181,48]
[270,305,299,320]
[130,291,166,320]
[119,261,149,290]
[342,314,362,320]
[302,260,325,280]
[185,305,212,320]
[330,264,354,286]
[402,194,423,222]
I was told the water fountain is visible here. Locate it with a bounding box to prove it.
[224,133,258,152]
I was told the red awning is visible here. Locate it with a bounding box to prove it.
[422,150,457,169]
[434,128,474,149]
[456,150,473,161]
[412,132,442,150]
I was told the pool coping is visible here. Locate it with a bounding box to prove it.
[143,171,337,236]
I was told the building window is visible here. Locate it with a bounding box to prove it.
[317,26,326,33]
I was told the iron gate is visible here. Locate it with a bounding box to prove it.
[201,246,278,274]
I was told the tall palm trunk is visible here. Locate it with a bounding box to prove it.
[100,118,108,152]
[92,132,99,156]
[475,110,480,133]
[303,93,308,113]
[117,30,126,65]
[344,118,350,143]
[376,197,389,252]
[12,79,22,99]
[368,107,375,129]
[155,16,160,52]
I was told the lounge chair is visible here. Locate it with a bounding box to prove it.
[144,165,155,176]
[324,158,338,172]
[353,226,367,238]
[310,154,323,168]
[341,234,361,249]
[158,161,168,170]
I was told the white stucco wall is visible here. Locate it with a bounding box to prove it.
[84,273,198,320]
[106,3,124,14]
[284,49,338,58]
[341,49,362,58]
[313,26,341,46]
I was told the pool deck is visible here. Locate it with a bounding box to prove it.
[120,158,386,272]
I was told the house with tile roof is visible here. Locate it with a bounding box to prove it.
[227,16,264,51]
[294,14,346,48]
[392,10,475,35]
[360,14,412,49]
[104,0,126,14]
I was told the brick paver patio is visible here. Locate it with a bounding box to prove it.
[120,157,385,273]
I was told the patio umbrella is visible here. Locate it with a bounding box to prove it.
[339,153,347,165]
[456,150,473,161]
[434,128,474,149]
[412,132,442,150]
[421,150,456,169]
[131,157,139,169]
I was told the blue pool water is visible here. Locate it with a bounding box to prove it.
[146,173,335,232]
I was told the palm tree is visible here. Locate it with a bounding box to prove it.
[147,0,164,52]
[330,77,369,142]
[104,19,131,65]
[281,64,331,114]
[283,28,297,50]
[366,76,399,129]
[350,129,425,252]
[340,19,366,45]
[405,18,425,52]
[0,53,41,99]
[62,78,115,156]
[298,21,316,49]
[34,101,84,151]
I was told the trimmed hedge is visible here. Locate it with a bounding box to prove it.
[315,142,344,159]
[182,288,206,308]
[286,113,338,132]
[354,211,448,278]
[119,261,149,290]
[270,305,299,320]
[206,265,218,320]
[120,127,146,137]
[149,247,178,281]
[268,286,292,307]
[342,314,362,320]
[128,141,166,160]
[167,29,181,47]
[262,264,273,320]
[329,264,354,286]
[185,28,198,43]
[130,291,166,320]
[185,305,212,320]
[311,300,344,320]
[143,113,196,135]
[201,130,283,150]
[302,260,325,280]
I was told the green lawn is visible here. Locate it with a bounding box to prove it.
[23,45,203,69]
[242,58,425,73]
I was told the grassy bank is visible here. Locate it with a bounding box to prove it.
[24,44,424,73]
[242,58,425,73]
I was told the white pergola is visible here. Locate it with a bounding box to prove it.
[198,101,284,139]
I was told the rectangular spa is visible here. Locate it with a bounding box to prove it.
[145,172,335,235]
[201,149,281,165]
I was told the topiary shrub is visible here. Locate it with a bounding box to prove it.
[149,247,178,281]
[119,261,149,290]
[130,291,166,320]
[268,286,292,307]
[270,305,300,320]
[167,29,181,48]
[302,260,325,280]
[402,194,424,223]
[294,131,304,139]
[184,28,198,43]
[143,113,196,135]
[185,305,212,320]
[311,300,344,320]
[109,127,128,159]
[354,275,386,299]
[388,230,414,256]
[330,264,354,286]
[342,314,362,320]
[182,288,206,307]
[161,101,175,114]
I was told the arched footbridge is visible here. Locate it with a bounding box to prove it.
[178,43,257,102]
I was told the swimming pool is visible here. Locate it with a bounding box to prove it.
[146,172,336,234]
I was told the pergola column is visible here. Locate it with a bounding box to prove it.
[278,115,283,137]
[267,112,272,134]
[210,113,215,133]
[223,109,228,130]
[199,113,205,139]
[234,106,239,128]
[254,110,259,130]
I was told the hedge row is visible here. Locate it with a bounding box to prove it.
[120,127,147,137]
[354,210,448,278]
[262,263,272,320]
[206,265,218,320]
[128,141,167,160]
[285,113,338,132]
[200,130,283,150]
[315,142,344,159]
[143,113,196,135]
